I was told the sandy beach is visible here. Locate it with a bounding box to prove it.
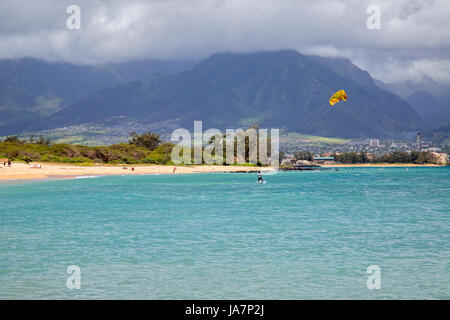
[0,162,274,181]
[0,162,444,181]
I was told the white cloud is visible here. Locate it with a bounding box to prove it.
[0,0,449,83]
[370,58,450,84]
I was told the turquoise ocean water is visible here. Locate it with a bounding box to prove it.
[0,167,449,299]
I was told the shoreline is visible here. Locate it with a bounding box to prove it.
[0,163,274,181]
[0,162,445,181]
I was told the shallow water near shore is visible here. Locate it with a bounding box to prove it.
[0,167,449,299]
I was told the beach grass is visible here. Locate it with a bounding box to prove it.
[280,132,350,145]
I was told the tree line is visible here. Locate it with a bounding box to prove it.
[2,132,443,165]
[0,132,174,164]
[294,150,440,164]
[0,129,272,166]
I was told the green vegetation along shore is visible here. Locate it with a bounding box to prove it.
[0,132,175,165]
[1,132,447,166]
[292,150,445,165]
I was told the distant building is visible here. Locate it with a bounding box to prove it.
[431,152,448,165]
[426,147,442,152]
[280,154,295,166]
[416,132,422,152]
[281,158,315,166]
[313,156,335,165]
[369,139,379,148]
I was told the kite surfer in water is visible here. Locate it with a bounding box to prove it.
[257,171,264,183]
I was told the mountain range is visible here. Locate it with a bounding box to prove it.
[1,50,446,139]
[375,78,450,128]
[0,58,194,135]
[0,58,117,134]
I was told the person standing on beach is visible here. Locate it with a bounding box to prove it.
[173,167,176,174]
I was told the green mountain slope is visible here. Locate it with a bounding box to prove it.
[0,58,196,135]
[0,58,121,134]
[37,50,424,138]
[406,90,450,127]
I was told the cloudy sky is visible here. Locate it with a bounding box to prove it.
[0,0,449,84]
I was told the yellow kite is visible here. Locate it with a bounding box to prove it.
[329,90,348,106]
